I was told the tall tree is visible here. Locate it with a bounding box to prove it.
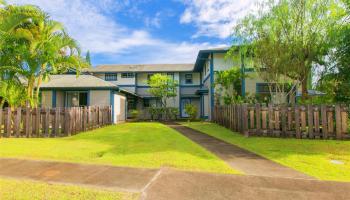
[0,4,89,107]
[231,0,344,100]
[148,73,178,108]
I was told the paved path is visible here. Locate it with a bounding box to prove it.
[166,122,313,179]
[1,158,350,200]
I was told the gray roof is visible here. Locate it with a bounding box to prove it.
[40,75,118,89]
[86,64,194,73]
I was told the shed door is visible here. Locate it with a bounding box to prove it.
[181,98,191,117]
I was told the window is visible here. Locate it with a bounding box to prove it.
[143,99,150,107]
[105,73,117,81]
[66,91,88,107]
[127,98,137,110]
[121,72,135,78]
[185,74,193,84]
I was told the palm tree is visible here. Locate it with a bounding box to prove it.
[0,4,89,107]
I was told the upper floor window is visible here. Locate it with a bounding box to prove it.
[121,72,135,78]
[105,73,117,81]
[185,74,193,84]
[167,72,174,80]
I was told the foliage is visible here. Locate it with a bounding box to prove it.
[183,122,350,181]
[0,79,26,108]
[0,3,89,107]
[0,123,238,174]
[148,73,178,108]
[148,106,179,121]
[130,109,140,120]
[231,0,345,101]
[184,104,198,121]
[316,1,350,104]
[214,68,245,105]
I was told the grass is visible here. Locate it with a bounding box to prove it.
[181,122,350,182]
[0,177,138,200]
[0,122,238,174]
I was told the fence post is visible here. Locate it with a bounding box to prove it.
[5,107,11,137]
[335,105,342,140]
[15,107,21,137]
[256,104,261,136]
[295,106,301,139]
[281,105,287,137]
[0,108,2,137]
[242,104,249,137]
[307,105,314,139]
[321,105,328,139]
[341,106,348,137]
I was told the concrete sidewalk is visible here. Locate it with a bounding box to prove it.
[166,123,313,179]
[0,158,158,192]
[1,158,350,200]
[143,169,350,200]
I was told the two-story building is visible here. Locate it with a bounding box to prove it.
[40,47,269,123]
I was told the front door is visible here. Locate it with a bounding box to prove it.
[181,98,191,117]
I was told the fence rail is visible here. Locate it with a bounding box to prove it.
[0,106,112,138]
[213,104,349,140]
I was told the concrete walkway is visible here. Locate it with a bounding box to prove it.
[1,158,350,200]
[0,158,158,192]
[166,123,313,179]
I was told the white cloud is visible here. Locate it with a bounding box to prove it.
[180,0,259,38]
[7,0,226,64]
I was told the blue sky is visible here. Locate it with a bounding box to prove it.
[8,0,257,66]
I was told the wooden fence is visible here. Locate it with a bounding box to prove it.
[0,106,112,138]
[213,104,349,140]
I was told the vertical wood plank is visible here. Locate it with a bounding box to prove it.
[341,107,348,136]
[335,105,342,139]
[256,104,261,136]
[15,107,21,137]
[261,107,267,136]
[55,108,60,137]
[6,108,11,137]
[0,108,3,137]
[295,106,301,139]
[25,107,31,138]
[321,105,328,139]
[35,108,40,137]
[307,105,314,139]
[281,105,287,137]
[268,104,274,136]
[44,108,50,137]
[300,106,306,137]
[314,106,320,137]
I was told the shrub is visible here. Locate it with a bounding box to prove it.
[130,109,140,120]
[184,104,198,121]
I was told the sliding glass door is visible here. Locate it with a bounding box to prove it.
[66,91,88,107]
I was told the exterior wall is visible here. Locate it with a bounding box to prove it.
[56,91,65,107]
[203,94,209,117]
[119,86,136,93]
[90,90,110,106]
[179,72,200,86]
[113,92,126,123]
[213,53,236,71]
[136,73,149,86]
[41,91,52,108]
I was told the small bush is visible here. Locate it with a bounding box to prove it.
[184,104,198,121]
[130,109,140,120]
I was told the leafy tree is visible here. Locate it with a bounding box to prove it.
[316,0,350,103]
[232,0,345,101]
[148,73,178,108]
[0,79,27,108]
[0,4,89,107]
[214,68,245,105]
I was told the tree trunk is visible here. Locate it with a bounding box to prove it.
[301,76,308,101]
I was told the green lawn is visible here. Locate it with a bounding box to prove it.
[0,178,138,200]
[182,122,350,182]
[0,122,238,174]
